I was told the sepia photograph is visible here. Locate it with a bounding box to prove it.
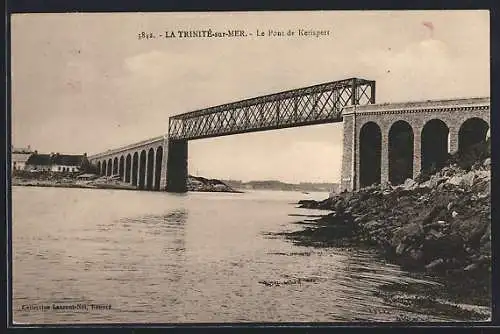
[9,10,491,324]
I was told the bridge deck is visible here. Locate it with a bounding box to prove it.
[168,77,375,140]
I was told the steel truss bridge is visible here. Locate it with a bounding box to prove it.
[168,77,376,140]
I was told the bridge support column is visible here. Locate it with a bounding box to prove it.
[159,137,169,191]
[166,139,188,193]
[144,153,149,190]
[413,132,422,179]
[340,113,354,192]
[449,127,459,155]
[380,129,389,186]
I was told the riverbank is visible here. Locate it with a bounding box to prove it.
[281,156,491,317]
[12,178,137,190]
[12,173,241,193]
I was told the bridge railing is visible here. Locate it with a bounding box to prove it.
[168,77,375,140]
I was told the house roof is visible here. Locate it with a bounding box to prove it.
[26,154,52,166]
[53,154,85,166]
[26,154,86,166]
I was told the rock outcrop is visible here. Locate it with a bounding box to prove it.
[295,159,491,277]
[187,175,241,193]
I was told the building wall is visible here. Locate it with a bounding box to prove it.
[12,153,33,172]
[341,97,490,191]
[51,165,80,173]
[12,162,26,171]
[25,164,51,172]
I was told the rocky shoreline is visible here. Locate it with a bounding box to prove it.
[12,174,241,193]
[283,157,491,312]
[12,178,136,190]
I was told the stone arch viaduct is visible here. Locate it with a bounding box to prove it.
[341,97,490,191]
[87,78,490,193]
[89,136,169,191]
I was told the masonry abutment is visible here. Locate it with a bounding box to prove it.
[166,139,188,193]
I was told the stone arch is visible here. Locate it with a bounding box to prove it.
[389,120,414,185]
[458,117,489,154]
[154,146,163,191]
[125,154,132,183]
[421,119,449,173]
[119,156,125,180]
[146,148,155,190]
[113,157,118,175]
[132,152,139,186]
[97,161,101,175]
[359,121,382,188]
[107,158,112,176]
[138,150,147,190]
[101,160,107,176]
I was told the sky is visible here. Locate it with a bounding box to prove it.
[10,11,489,183]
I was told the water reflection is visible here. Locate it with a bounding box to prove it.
[12,188,488,323]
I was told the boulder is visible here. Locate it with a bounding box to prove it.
[392,222,423,246]
[480,227,490,244]
[418,180,431,189]
[382,189,392,196]
[483,158,491,167]
[428,229,444,240]
[298,200,319,209]
[334,199,345,213]
[402,178,417,191]
[395,242,406,255]
[409,249,424,261]
[380,181,393,191]
[429,175,447,188]
[425,258,444,271]
[460,171,476,188]
[464,263,479,271]
[474,170,490,180]
[447,175,463,186]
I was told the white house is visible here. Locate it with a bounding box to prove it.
[11,146,34,171]
[25,153,88,173]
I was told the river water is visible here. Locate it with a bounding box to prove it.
[11,187,489,324]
